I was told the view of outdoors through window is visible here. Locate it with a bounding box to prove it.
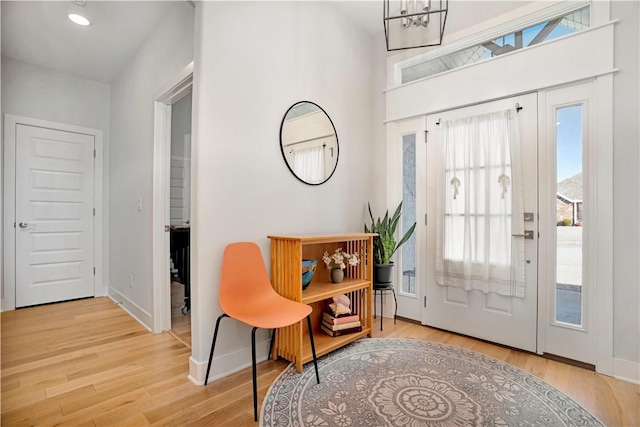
[402,134,417,296]
[401,7,590,84]
[555,105,583,326]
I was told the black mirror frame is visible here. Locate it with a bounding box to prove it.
[279,101,339,186]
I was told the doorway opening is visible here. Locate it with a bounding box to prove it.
[168,92,192,346]
[151,63,193,342]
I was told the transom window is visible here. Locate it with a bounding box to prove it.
[401,6,590,84]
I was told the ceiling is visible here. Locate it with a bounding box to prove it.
[1,1,179,84]
[1,1,532,85]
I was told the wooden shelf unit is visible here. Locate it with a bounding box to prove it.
[268,233,375,372]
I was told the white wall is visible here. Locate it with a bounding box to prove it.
[191,1,376,382]
[1,57,111,131]
[611,0,640,366]
[109,2,194,326]
[171,92,192,157]
[1,57,111,304]
[371,34,388,211]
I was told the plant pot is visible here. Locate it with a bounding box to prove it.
[374,262,394,284]
[331,268,344,283]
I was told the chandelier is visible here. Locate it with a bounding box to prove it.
[384,0,449,51]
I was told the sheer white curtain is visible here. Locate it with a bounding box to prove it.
[293,145,325,184]
[435,109,525,297]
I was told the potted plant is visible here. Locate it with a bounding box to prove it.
[364,202,416,284]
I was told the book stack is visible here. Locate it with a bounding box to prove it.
[320,311,362,337]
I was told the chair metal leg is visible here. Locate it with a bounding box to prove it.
[268,329,276,360]
[204,313,228,386]
[251,327,259,422]
[306,315,320,384]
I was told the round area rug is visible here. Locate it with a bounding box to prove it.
[260,338,603,427]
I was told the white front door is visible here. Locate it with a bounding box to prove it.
[423,93,538,352]
[15,124,95,307]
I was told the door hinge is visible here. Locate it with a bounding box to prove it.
[94,149,96,158]
[424,296,427,307]
[424,130,428,143]
[424,214,427,225]
[93,267,96,275]
[93,208,96,216]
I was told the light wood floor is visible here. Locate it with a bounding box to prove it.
[1,297,638,426]
[170,281,191,348]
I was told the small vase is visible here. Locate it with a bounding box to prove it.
[330,268,344,283]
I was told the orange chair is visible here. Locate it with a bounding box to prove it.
[204,242,320,421]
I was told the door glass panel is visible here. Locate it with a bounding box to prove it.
[555,105,583,326]
[402,134,416,295]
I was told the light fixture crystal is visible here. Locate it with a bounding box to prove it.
[68,13,91,26]
[384,0,448,51]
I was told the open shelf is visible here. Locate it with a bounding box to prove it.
[302,278,370,304]
[302,327,371,363]
[269,233,374,372]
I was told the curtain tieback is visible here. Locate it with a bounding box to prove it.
[450,176,461,199]
[498,174,511,199]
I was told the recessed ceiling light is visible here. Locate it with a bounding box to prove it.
[68,13,91,26]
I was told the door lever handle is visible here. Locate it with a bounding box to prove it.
[18,222,28,229]
[512,230,534,239]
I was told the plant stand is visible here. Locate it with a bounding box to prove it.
[373,282,397,331]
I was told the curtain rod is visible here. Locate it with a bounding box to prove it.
[283,133,335,147]
[435,102,524,125]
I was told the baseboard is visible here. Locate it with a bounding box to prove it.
[108,289,152,332]
[188,339,272,386]
[613,357,640,384]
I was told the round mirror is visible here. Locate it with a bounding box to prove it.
[280,101,339,185]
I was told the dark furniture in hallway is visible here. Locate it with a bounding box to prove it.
[170,226,190,315]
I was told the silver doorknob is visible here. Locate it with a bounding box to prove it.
[512,230,534,239]
[18,222,28,228]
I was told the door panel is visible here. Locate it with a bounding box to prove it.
[170,134,191,226]
[424,93,538,353]
[16,124,95,307]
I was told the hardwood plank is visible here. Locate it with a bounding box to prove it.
[1,297,638,427]
[170,281,191,347]
[53,387,151,426]
[46,363,145,398]
[3,353,100,386]
[1,385,96,424]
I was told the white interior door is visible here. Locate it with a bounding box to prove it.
[423,93,538,352]
[15,124,95,307]
[538,82,595,364]
[170,133,191,226]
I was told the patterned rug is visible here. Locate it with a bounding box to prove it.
[261,338,603,426]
